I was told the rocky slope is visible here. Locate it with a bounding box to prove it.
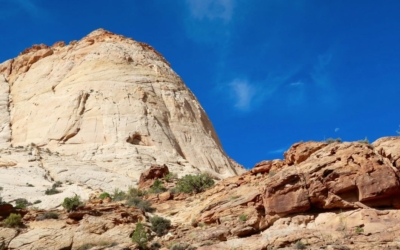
[0,29,244,208]
[1,137,400,249]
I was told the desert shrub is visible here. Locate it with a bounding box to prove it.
[176,173,215,194]
[355,226,364,234]
[26,183,34,187]
[127,186,146,198]
[53,181,62,188]
[126,197,154,212]
[45,186,60,195]
[3,213,22,228]
[36,212,59,221]
[150,216,171,236]
[239,214,247,221]
[15,198,30,209]
[132,222,148,249]
[294,240,306,249]
[33,200,42,204]
[77,243,95,250]
[98,192,111,199]
[62,195,82,212]
[112,188,126,201]
[150,242,161,250]
[170,243,195,250]
[357,137,369,144]
[164,172,177,182]
[150,179,167,194]
[169,188,178,194]
[325,138,341,144]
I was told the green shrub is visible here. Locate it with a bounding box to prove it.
[164,173,177,182]
[26,183,34,187]
[33,200,42,204]
[45,187,60,195]
[36,212,59,221]
[325,138,341,144]
[3,213,22,228]
[15,198,30,209]
[176,173,215,194]
[239,214,247,221]
[112,188,126,201]
[150,179,166,194]
[127,186,146,198]
[52,181,62,188]
[98,192,111,199]
[126,197,154,212]
[132,222,148,249]
[355,226,364,234]
[62,195,82,212]
[150,216,171,236]
[294,240,306,249]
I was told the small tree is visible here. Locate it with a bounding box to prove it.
[62,195,82,212]
[176,173,215,194]
[150,216,171,236]
[132,222,148,249]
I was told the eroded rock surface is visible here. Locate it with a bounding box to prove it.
[0,29,244,208]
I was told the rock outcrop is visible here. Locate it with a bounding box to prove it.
[1,137,400,249]
[0,29,244,208]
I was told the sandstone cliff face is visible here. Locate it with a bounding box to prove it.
[0,29,243,208]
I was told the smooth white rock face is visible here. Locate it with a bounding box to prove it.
[0,29,244,207]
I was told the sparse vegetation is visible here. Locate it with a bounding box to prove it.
[355,226,364,234]
[33,200,42,204]
[112,188,126,201]
[15,198,30,209]
[132,222,148,249]
[268,170,276,177]
[150,216,171,236]
[77,242,116,250]
[170,243,195,250]
[150,179,167,194]
[357,137,369,144]
[3,213,22,228]
[36,212,59,221]
[26,183,34,187]
[45,182,62,195]
[231,195,240,200]
[294,240,306,249]
[176,173,215,194]
[126,197,154,212]
[150,242,162,250]
[62,195,82,212]
[164,172,177,182]
[127,186,146,198]
[98,192,111,199]
[239,214,247,221]
[325,138,342,144]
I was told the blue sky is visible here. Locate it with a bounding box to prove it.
[1,0,400,168]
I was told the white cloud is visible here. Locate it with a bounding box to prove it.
[335,127,340,132]
[228,79,257,111]
[268,148,286,154]
[186,0,234,23]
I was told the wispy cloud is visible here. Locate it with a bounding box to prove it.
[186,0,234,23]
[184,0,235,44]
[310,50,337,107]
[0,0,44,19]
[268,148,287,154]
[228,79,257,111]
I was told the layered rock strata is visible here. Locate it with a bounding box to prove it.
[0,29,244,208]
